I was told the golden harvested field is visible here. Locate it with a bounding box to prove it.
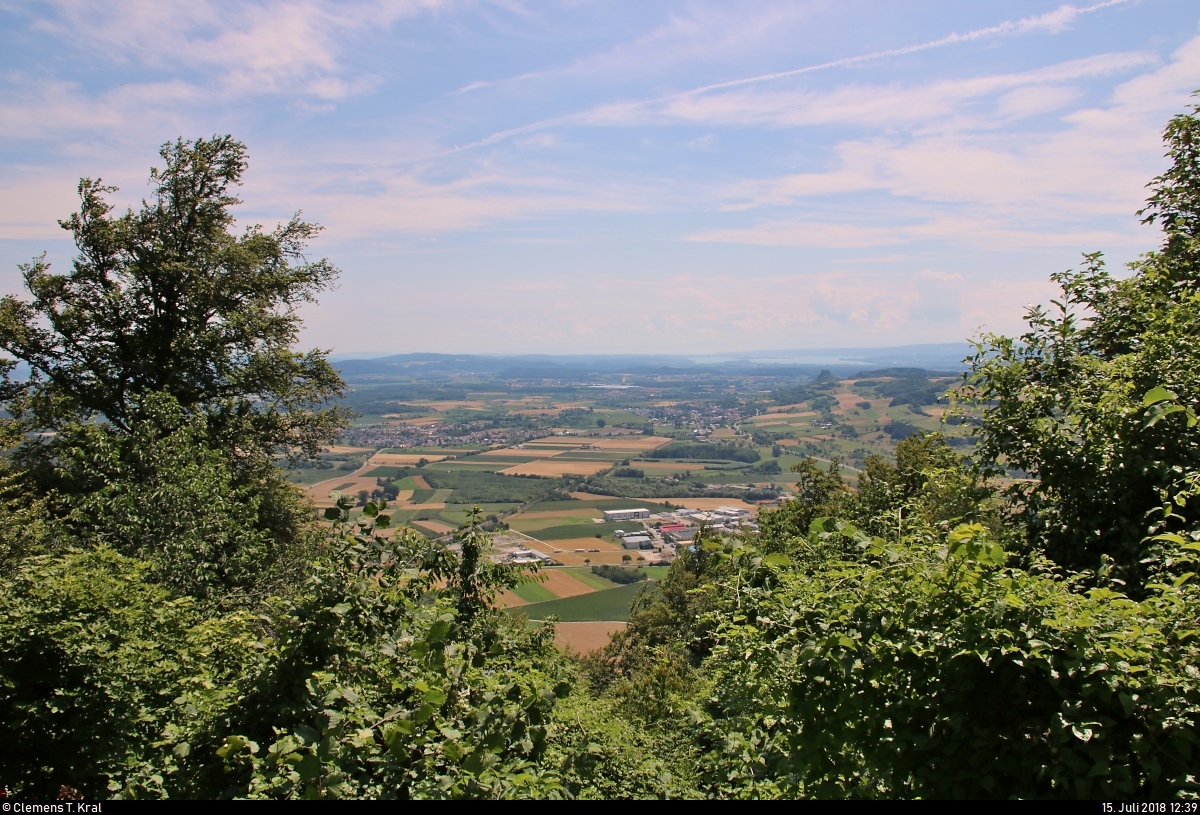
[501,459,613,477]
[392,417,443,426]
[413,519,456,535]
[836,392,871,409]
[711,428,737,438]
[369,453,448,466]
[647,497,760,511]
[322,445,374,454]
[582,436,673,451]
[390,489,415,503]
[538,570,595,598]
[553,622,627,653]
[411,475,431,489]
[478,447,562,459]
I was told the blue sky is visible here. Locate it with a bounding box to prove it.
[2,0,1199,355]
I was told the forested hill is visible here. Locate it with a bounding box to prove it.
[1,105,1199,800]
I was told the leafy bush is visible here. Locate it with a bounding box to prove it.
[883,420,920,441]
[695,524,1200,799]
[647,443,760,463]
[591,565,648,585]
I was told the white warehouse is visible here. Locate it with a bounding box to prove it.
[603,508,651,522]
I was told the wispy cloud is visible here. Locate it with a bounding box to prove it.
[21,0,453,100]
[454,0,1144,150]
[684,34,1200,252]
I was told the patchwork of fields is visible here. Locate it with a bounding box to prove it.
[293,370,967,650]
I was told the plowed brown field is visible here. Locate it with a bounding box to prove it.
[553,622,627,653]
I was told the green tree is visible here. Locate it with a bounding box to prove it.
[0,137,350,592]
[0,135,350,462]
[852,433,994,540]
[958,99,1200,590]
[755,458,847,552]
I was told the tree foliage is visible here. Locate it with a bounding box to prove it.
[0,135,349,460]
[958,99,1200,591]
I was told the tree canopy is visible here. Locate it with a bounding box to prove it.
[0,135,349,457]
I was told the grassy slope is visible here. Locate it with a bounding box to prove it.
[512,580,557,604]
[561,567,619,591]
[518,581,658,622]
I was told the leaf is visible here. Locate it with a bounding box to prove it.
[296,753,322,782]
[1143,386,1176,406]
[426,620,451,644]
[1147,404,1186,426]
[763,553,791,568]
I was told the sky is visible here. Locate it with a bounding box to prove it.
[2,0,1199,356]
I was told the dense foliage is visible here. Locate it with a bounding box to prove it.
[646,442,761,463]
[590,565,649,584]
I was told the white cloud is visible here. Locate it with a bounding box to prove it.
[21,0,452,100]
[686,35,1200,252]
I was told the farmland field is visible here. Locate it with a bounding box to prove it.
[561,567,619,591]
[501,459,613,477]
[519,581,658,622]
[551,622,626,653]
[511,580,556,604]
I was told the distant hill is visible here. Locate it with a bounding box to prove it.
[329,346,972,383]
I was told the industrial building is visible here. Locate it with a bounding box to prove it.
[603,508,651,522]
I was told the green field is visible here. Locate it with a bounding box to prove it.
[518,581,657,622]
[511,579,556,604]
[286,468,352,485]
[425,459,509,472]
[366,466,411,478]
[535,497,670,512]
[560,567,619,591]
[521,521,627,541]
